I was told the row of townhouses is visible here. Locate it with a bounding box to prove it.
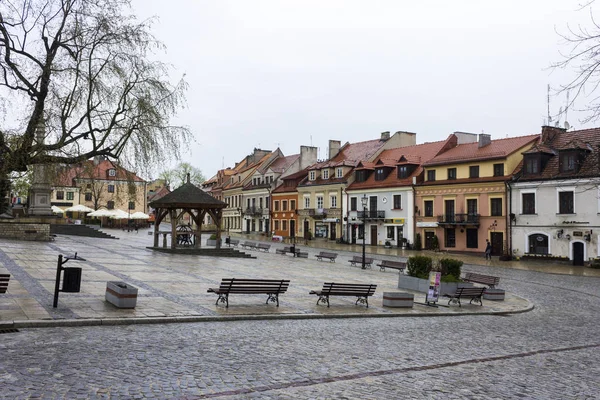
[204,126,600,265]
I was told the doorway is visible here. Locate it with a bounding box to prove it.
[370,225,378,246]
[303,220,310,240]
[351,225,357,244]
[246,219,250,234]
[290,220,296,238]
[573,242,585,266]
[396,226,404,247]
[330,223,336,241]
[490,232,503,256]
[425,231,435,250]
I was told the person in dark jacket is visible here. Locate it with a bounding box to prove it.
[485,239,492,260]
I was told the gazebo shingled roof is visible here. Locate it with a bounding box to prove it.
[149,182,227,209]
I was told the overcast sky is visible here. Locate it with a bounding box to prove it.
[132,0,596,179]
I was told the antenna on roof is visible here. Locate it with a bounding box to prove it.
[547,84,552,124]
[564,90,570,130]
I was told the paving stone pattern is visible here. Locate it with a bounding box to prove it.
[0,230,599,398]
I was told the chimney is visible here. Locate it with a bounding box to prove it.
[541,125,566,144]
[454,132,478,145]
[381,131,390,140]
[478,133,491,148]
[328,140,341,159]
[299,146,318,170]
[93,156,101,165]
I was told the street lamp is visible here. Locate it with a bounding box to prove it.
[361,194,368,269]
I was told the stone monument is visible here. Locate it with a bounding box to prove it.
[28,117,53,216]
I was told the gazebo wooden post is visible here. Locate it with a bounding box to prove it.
[215,209,223,249]
[153,207,161,247]
[170,209,177,249]
[193,209,202,249]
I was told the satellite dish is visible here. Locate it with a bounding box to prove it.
[564,121,571,130]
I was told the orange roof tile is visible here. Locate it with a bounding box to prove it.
[424,134,538,166]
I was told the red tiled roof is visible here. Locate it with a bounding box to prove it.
[347,139,452,190]
[57,159,145,186]
[269,154,299,173]
[424,134,539,166]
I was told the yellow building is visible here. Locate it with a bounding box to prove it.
[415,133,538,255]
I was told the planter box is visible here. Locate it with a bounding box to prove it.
[382,292,414,308]
[105,281,138,308]
[207,239,222,246]
[398,275,473,295]
[483,288,505,301]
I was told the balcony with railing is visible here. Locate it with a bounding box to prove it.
[437,213,480,226]
[245,206,263,216]
[357,210,386,220]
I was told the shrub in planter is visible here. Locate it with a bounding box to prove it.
[439,258,463,279]
[407,255,432,279]
[431,235,439,251]
[440,274,461,283]
[415,233,422,251]
[591,259,600,269]
[209,233,218,240]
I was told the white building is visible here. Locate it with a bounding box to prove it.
[509,126,600,265]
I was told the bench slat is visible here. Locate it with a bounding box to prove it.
[310,282,377,308]
[208,278,290,308]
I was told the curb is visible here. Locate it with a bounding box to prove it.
[0,303,535,329]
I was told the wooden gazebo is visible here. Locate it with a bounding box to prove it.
[148,175,227,250]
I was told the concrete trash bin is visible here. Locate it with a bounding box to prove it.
[382,292,414,308]
[483,288,505,301]
[106,281,138,308]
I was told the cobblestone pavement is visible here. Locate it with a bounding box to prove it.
[0,230,599,398]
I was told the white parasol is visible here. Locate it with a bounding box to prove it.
[129,211,150,219]
[64,204,94,213]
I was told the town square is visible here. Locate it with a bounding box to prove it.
[2,0,600,399]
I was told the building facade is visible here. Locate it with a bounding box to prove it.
[415,133,537,255]
[510,126,600,265]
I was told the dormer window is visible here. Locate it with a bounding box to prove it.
[355,170,368,182]
[524,155,540,175]
[375,168,387,181]
[336,167,344,178]
[309,171,316,181]
[108,168,116,177]
[398,165,416,179]
[559,151,577,173]
[322,169,329,179]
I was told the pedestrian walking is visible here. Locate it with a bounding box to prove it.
[485,239,492,260]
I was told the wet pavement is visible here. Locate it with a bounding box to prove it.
[0,227,596,327]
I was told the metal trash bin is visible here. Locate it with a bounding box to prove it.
[62,267,82,292]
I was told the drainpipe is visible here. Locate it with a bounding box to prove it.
[343,188,349,242]
[412,177,417,246]
[506,180,512,258]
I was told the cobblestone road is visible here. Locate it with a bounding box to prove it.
[1,262,599,399]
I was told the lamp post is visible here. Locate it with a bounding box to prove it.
[361,194,368,269]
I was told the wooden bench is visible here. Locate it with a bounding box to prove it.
[256,243,271,252]
[462,272,500,289]
[276,246,306,258]
[377,260,407,272]
[241,241,257,250]
[227,239,240,247]
[0,274,10,294]
[443,287,486,307]
[315,251,338,262]
[310,282,377,308]
[207,278,290,308]
[348,256,373,268]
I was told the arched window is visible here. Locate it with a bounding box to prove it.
[528,234,548,255]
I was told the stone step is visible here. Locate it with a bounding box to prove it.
[50,224,118,240]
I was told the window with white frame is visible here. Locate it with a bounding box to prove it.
[304,196,310,209]
[557,187,575,214]
[309,171,316,181]
[322,169,329,179]
[520,189,536,214]
[336,168,343,178]
[330,195,337,208]
[316,196,324,209]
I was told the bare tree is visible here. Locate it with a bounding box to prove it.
[159,162,205,189]
[553,2,600,123]
[0,0,190,213]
